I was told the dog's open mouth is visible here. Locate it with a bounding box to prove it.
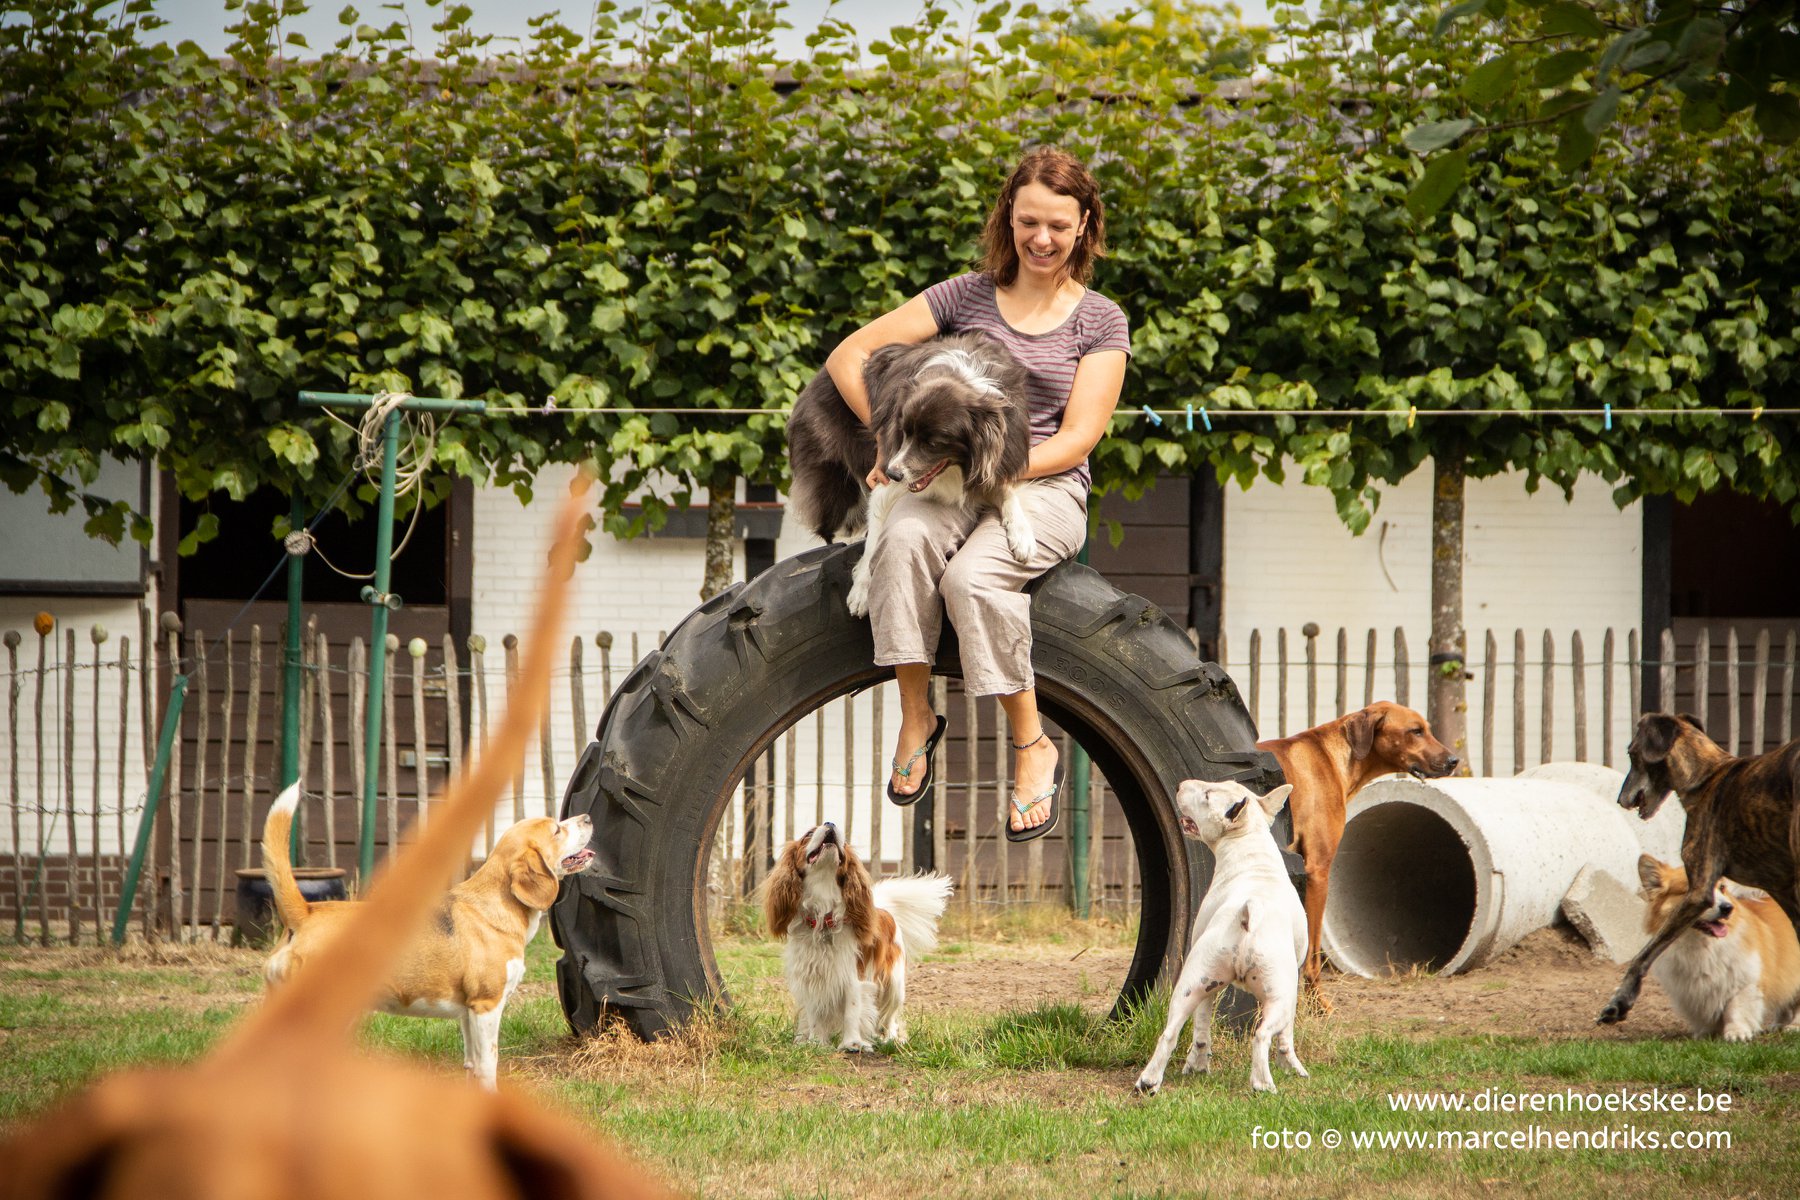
[560,849,595,873]
[1695,919,1729,938]
[908,459,951,493]
[806,825,840,864]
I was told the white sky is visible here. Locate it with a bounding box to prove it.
[145,0,1284,59]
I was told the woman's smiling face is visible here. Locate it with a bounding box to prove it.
[1010,181,1086,282]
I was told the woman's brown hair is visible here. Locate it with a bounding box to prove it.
[980,146,1108,287]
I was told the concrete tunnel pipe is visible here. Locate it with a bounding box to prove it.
[1317,773,1652,977]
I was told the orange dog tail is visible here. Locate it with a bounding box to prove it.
[259,782,311,933]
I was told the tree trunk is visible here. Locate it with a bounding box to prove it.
[1428,453,1469,771]
[701,469,736,601]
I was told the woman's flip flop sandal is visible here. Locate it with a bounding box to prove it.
[1006,765,1064,844]
[887,714,947,808]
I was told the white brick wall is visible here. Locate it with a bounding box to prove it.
[1221,463,1644,773]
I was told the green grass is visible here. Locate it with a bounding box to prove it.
[3,931,1798,1199]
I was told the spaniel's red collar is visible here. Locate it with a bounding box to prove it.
[805,912,838,930]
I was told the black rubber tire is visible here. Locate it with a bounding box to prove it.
[552,541,1281,1039]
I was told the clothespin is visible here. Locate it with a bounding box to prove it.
[1186,404,1194,431]
[1200,406,1212,431]
[1603,402,1612,431]
[542,395,559,416]
[1753,405,1764,421]
[1141,405,1163,427]
[1406,405,1417,430]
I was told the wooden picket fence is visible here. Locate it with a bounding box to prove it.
[5,612,1798,943]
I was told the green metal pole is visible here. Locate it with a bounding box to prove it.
[358,413,402,884]
[283,497,305,862]
[1070,538,1093,919]
[113,674,190,945]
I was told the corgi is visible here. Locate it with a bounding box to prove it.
[1638,854,1800,1040]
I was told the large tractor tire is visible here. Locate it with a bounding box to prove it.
[552,541,1280,1040]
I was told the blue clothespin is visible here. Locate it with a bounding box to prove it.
[1186,404,1194,431]
[1200,406,1212,432]
[1141,405,1163,427]
[1603,402,1612,431]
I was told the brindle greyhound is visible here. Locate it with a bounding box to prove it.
[1598,712,1800,1026]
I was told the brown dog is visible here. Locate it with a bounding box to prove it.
[0,482,678,1200]
[1257,701,1459,999]
[1599,712,1800,1027]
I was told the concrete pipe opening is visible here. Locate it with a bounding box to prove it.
[1320,777,1645,978]
[1324,802,1477,974]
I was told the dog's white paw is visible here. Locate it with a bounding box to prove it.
[846,571,872,618]
[1251,1077,1278,1094]
[1181,1055,1210,1076]
[1133,1074,1163,1096]
[1006,524,1037,564]
[840,1038,872,1054]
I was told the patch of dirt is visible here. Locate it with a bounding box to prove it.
[1315,926,1689,1041]
[910,926,1689,1041]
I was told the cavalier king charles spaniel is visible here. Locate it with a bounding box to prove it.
[764,822,953,1051]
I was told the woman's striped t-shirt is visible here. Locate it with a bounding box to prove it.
[922,272,1131,489]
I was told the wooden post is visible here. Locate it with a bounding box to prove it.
[410,638,430,827]
[1751,629,1770,755]
[1602,628,1616,769]
[1276,627,1289,737]
[502,634,522,825]
[842,692,855,849]
[1540,631,1555,767]
[931,677,949,875]
[994,698,1009,906]
[1660,627,1677,716]
[1571,631,1587,764]
[1512,629,1526,777]
[1247,629,1261,730]
[244,628,263,872]
[212,630,234,938]
[1335,628,1348,719]
[570,635,586,760]
[870,687,883,874]
[1394,628,1410,709]
[349,637,367,880]
[1725,627,1741,756]
[64,627,77,942]
[1303,622,1319,729]
[468,636,489,850]
[6,630,20,942]
[115,634,131,934]
[1782,631,1796,745]
[963,689,978,913]
[1364,629,1377,708]
[1694,628,1712,739]
[1481,630,1496,778]
[164,618,185,941]
[383,635,400,855]
[90,625,107,943]
[320,633,338,869]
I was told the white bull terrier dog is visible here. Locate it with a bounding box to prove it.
[1134,779,1308,1095]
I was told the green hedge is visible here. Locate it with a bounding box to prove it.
[2,0,1795,547]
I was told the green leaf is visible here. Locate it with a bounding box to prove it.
[1556,117,1598,169]
[1461,54,1518,105]
[1534,49,1593,88]
[1540,2,1606,38]
[1754,93,1800,143]
[1435,0,1492,38]
[1596,29,1650,82]
[1402,119,1474,154]
[1582,85,1622,135]
[1407,149,1470,221]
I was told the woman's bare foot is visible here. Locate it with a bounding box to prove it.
[890,708,938,798]
[1009,732,1060,833]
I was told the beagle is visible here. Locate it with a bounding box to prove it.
[261,786,596,1089]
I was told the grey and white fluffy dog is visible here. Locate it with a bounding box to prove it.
[788,333,1035,617]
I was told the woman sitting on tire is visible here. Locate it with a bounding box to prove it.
[825,146,1130,842]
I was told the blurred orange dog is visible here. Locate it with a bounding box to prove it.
[0,482,678,1200]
